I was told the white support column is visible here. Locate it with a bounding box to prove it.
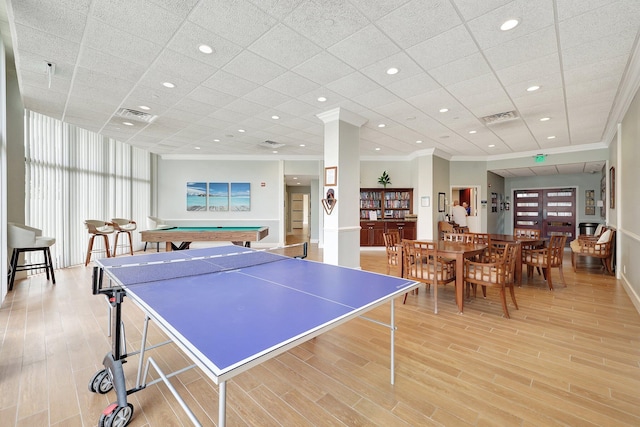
[316,108,367,268]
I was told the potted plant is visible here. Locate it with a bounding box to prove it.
[378,171,391,188]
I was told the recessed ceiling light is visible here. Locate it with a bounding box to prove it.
[527,85,540,92]
[378,123,386,128]
[296,182,301,185]
[375,148,381,151]
[416,140,422,144]
[139,105,150,110]
[293,177,298,180]
[540,117,551,121]
[299,144,305,147]
[469,130,477,134]
[123,122,134,126]
[317,96,327,102]
[501,19,519,31]
[488,144,496,148]
[547,135,556,139]
[238,129,245,133]
[162,82,175,88]
[271,115,280,120]
[272,150,278,154]
[386,67,399,75]
[439,108,449,113]
[198,44,213,54]
[213,139,220,142]
[194,146,201,150]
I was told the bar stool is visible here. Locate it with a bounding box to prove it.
[85,220,114,266]
[111,218,137,256]
[7,223,56,291]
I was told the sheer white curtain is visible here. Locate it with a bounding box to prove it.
[25,111,151,268]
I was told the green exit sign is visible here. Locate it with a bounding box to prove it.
[535,154,546,163]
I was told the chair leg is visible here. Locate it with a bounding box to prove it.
[433,280,438,314]
[103,234,111,258]
[126,231,133,255]
[112,232,120,257]
[8,249,19,291]
[508,284,518,309]
[85,235,96,266]
[46,247,56,284]
[557,265,566,287]
[571,252,576,272]
[499,288,510,319]
[546,267,553,290]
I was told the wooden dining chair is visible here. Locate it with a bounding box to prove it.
[522,235,568,290]
[464,242,518,318]
[401,240,456,313]
[442,232,475,243]
[383,230,401,276]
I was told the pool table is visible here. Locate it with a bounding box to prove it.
[140,226,269,251]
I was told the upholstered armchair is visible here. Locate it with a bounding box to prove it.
[570,227,615,274]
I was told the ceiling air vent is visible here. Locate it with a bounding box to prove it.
[259,140,285,149]
[480,110,519,125]
[115,108,157,123]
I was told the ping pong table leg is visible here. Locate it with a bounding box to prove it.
[219,381,226,427]
[390,300,395,385]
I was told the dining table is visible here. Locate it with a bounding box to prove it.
[434,240,487,314]
[488,234,546,285]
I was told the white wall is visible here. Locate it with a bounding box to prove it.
[619,88,640,312]
[157,158,283,245]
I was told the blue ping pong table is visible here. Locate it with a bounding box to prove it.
[89,245,419,427]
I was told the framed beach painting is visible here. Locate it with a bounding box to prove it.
[186,182,207,211]
[208,182,229,212]
[230,182,251,211]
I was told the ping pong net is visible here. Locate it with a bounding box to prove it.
[93,242,308,291]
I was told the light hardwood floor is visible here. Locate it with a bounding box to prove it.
[1,235,639,426]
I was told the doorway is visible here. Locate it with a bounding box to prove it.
[450,186,481,232]
[288,192,310,244]
[513,188,576,243]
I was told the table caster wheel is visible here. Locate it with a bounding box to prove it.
[99,402,134,427]
[88,369,113,394]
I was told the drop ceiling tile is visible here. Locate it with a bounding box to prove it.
[453,0,512,20]
[147,0,199,18]
[353,87,402,110]
[77,47,147,83]
[406,25,479,70]
[10,0,88,43]
[82,18,162,67]
[483,25,558,71]
[224,98,270,117]
[429,53,492,87]
[494,53,561,87]
[189,0,277,47]
[265,71,320,97]
[202,70,260,97]
[185,87,237,109]
[561,33,636,70]
[283,0,369,48]
[555,0,619,20]
[386,73,441,99]
[249,23,322,69]
[327,25,401,69]
[167,21,243,68]
[223,50,287,85]
[325,71,380,99]
[292,51,355,86]
[563,56,627,86]
[558,1,640,50]
[12,23,81,65]
[375,0,461,49]
[466,0,555,50]
[360,52,424,85]
[92,0,183,44]
[273,99,317,117]
[347,0,412,20]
